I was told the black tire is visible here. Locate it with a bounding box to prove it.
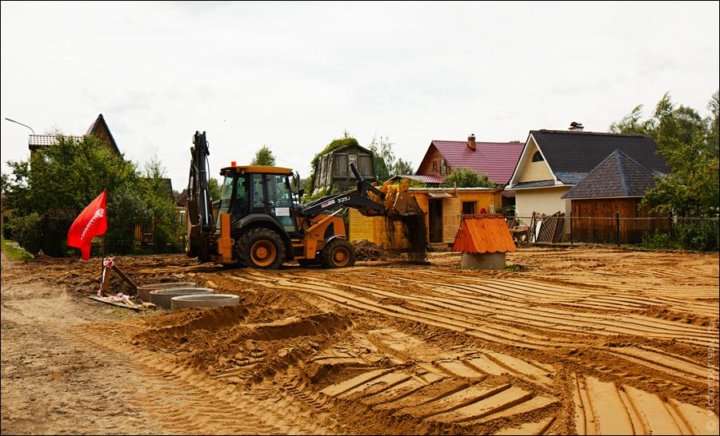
[321,238,356,268]
[240,228,286,269]
[297,259,318,268]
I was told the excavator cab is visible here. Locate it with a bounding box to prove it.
[217,165,298,234]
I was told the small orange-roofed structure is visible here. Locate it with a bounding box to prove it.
[452,214,516,269]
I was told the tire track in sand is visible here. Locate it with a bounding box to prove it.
[572,374,718,435]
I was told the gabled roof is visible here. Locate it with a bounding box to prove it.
[561,150,657,200]
[535,130,666,180]
[175,189,189,207]
[452,215,516,254]
[319,142,373,156]
[507,130,668,190]
[86,114,121,155]
[417,140,524,186]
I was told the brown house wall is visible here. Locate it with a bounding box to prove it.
[416,146,447,177]
[571,198,669,244]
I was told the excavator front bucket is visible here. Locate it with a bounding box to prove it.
[382,179,424,217]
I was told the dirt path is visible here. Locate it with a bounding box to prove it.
[1,252,170,434]
[1,253,330,434]
[2,247,719,434]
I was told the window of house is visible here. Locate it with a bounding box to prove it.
[440,159,447,176]
[432,161,438,173]
[349,154,357,176]
[462,201,476,215]
[532,151,544,162]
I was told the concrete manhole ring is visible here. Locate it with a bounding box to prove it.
[149,287,214,310]
[137,282,197,301]
[170,294,241,310]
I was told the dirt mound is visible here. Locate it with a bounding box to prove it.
[351,240,406,261]
[351,240,385,261]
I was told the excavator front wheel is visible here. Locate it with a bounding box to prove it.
[241,228,285,269]
[321,239,356,268]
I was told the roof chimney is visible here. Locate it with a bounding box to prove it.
[569,121,584,131]
[467,133,476,150]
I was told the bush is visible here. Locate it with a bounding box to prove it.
[676,220,719,251]
[642,220,719,251]
[642,230,674,250]
[7,213,43,254]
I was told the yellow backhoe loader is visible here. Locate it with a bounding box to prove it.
[185,131,424,269]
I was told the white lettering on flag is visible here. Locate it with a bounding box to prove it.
[80,209,105,240]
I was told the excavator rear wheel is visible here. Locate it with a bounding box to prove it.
[321,239,356,268]
[240,228,285,269]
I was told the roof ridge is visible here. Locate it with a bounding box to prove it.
[432,139,523,144]
[613,151,630,196]
[532,129,651,139]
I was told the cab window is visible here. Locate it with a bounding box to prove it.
[267,174,295,231]
[219,176,234,215]
[232,175,249,220]
[252,174,265,209]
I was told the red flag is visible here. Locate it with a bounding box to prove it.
[67,190,108,261]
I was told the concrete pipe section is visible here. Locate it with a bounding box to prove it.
[137,282,197,301]
[170,294,241,310]
[149,287,214,310]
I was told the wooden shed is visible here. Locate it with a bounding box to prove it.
[313,143,375,193]
[561,150,668,244]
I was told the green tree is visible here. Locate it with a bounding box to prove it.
[441,168,497,188]
[207,177,221,201]
[368,135,414,181]
[3,133,178,256]
[251,145,276,166]
[140,158,182,252]
[610,91,719,217]
[393,158,414,176]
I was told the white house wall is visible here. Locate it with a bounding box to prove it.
[517,137,555,183]
[515,186,572,237]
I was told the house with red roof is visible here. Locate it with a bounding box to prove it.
[411,134,524,187]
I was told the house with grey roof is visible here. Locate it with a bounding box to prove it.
[505,123,668,239]
[561,150,668,243]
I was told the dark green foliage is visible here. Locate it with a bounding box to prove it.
[641,220,718,251]
[611,91,719,217]
[207,178,221,202]
[251,145,277,166]
[3,134,182,256]
[641,230,674,250]
[441,168,497,188]
[6,212,42,255]
[676,220,719,251]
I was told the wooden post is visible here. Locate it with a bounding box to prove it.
[99,261,112,296]
[570,214,573,245]
[616,212,621,246]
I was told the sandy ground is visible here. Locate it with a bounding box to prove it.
[1,246,718,435]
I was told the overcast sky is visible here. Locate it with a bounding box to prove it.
[2,1,718,192]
